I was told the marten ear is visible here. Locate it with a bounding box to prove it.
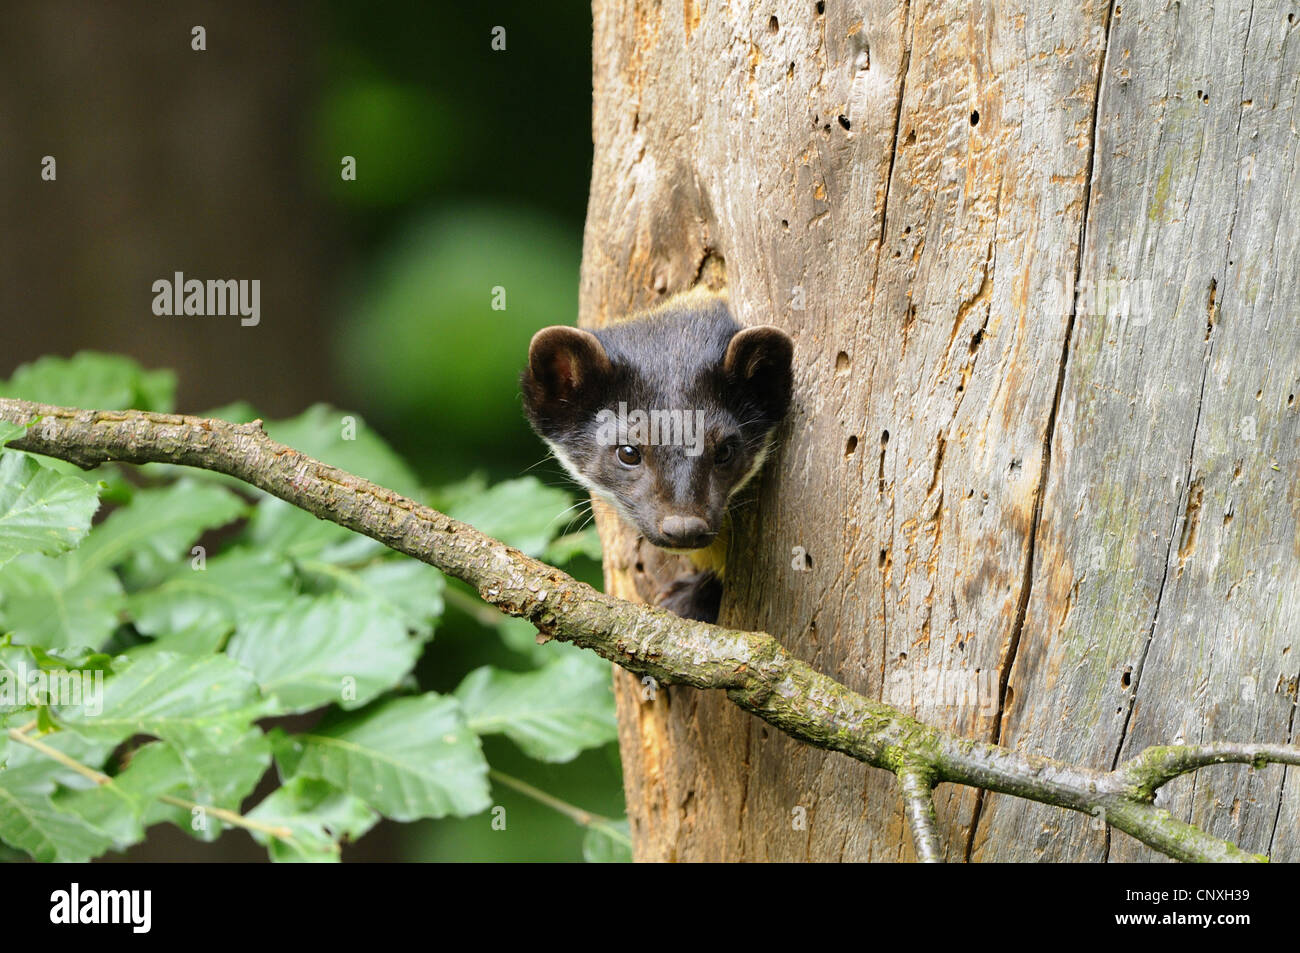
[523,326,611,415]
[724,325,794,423]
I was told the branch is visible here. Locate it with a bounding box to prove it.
[1118,743,1300,801]
[2,399,1295,863]
[488,769,632,849]
[898,765,942,862]
[6,723,299,846]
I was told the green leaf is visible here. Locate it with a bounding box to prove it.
[76,479,246,579]
[247,495,384,563]
[227,594,419,715]
[22,644,116,675]
[127,549,298,650]
[457,653,617,762]
[54,741,189,850]
[0,643,111,716]
[286,694,490,821]
[58,652,269,753]
[202,401,262,425]
[1,352,175,412]
[543,527,603,564]
[350,559,445,639]
[425,472,490,513]
[298,556,444,640]
[263,404,421,498]
[0,781,117,862]
[582,820,633,863]
[0,729,117,862]
[0,554,124,650]
[447,476,576,556]
[490,613,548,659]
[0,421,26,446]
[246,777,378,862]
[0,452,101,569]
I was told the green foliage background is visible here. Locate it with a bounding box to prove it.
[0,356,626,863]
[0,2,614,863]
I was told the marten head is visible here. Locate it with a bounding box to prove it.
[521,295,793,551]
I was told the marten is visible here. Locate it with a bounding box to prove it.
[520,287,794,623]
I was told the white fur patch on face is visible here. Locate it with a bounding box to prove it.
[545,437,628,514]
[728,437,771,501]
[544,439,599,494]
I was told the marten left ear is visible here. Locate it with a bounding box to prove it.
[724,325,794,423]
[522,326,612,425]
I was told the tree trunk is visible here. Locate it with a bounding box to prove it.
[579,0,1299,862]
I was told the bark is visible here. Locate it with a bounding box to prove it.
[580,0,1300,861]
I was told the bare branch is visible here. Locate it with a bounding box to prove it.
[1,398,1293,863]
[1118,743,1300,801]
[898,766,942,863]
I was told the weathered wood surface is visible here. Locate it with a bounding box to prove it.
[580,0,1300,861]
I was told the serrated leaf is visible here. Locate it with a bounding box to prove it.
[0,729,117,862]
[0,784,117,862]
[0,352,175,412]
[288,694,490,821]
[246,777,378,862]
[447,477,575,556]
[457,653,617,762]
[247,495,384,563]
[53,741,189,850]
[582,820,633,863]
[0,452,101,569]
[351,559,444,639]
[264,404,420,498]
[227,594,419,715]
[0,554,124,650]
[127,549,297,649]
[58,652,269,753]
[298,556,444,640]
[22,645,116,675]
[75,479,246,579]
[142,727,272,843]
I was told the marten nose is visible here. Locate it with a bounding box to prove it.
[659,515,712,548]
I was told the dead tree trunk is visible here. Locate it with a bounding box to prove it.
[579,0,1300,861]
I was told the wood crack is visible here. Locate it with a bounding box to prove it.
[965,0,1118,862]
[875,0,913,267]
[1106,0,1262,858]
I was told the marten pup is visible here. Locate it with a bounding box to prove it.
[520,287,793,622]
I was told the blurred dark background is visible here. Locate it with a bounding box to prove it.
[0,0,621,861]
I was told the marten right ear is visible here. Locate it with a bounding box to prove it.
[522,326,611,419]
[723,325,794,425]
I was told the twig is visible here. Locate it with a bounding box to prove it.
[6,722,298,845]
[156,794,296,843]
[488,768,632,849]
[898,765,942,863]
[1118,742,1300,801]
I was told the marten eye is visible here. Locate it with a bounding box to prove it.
[615,445,642,467]
[715,440,737,465]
